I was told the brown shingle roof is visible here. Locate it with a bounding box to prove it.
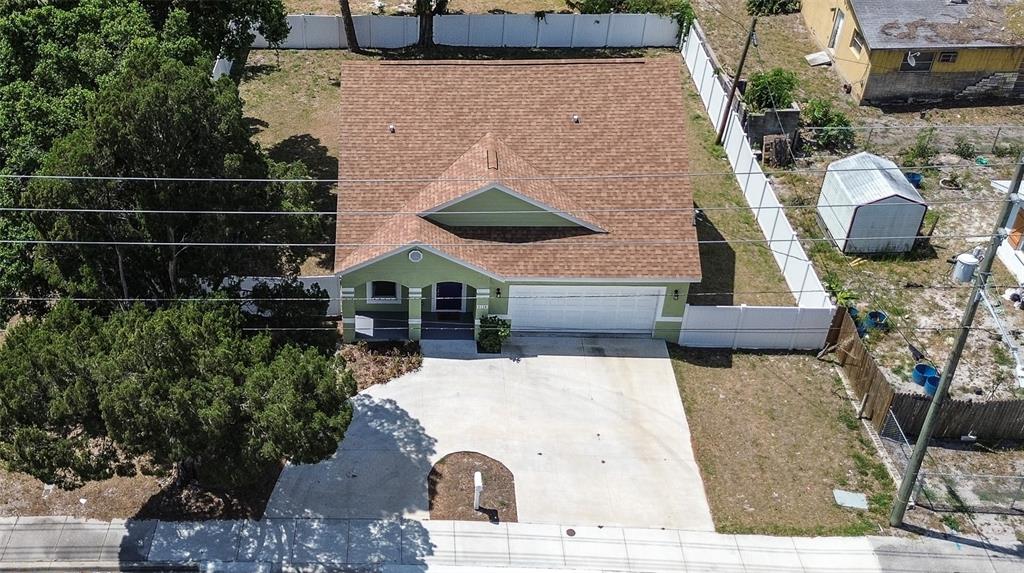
[408,132,605,231]
[335,57,700,281]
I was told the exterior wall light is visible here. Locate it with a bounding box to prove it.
[496,288,502,298]
[673,289,680,300]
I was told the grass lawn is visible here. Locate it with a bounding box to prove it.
[679,66,794,306]
[670,346,893,535]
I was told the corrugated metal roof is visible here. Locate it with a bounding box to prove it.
[827,152,926,205]
[850,0,1021,50]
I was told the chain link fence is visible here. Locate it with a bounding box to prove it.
[879,409,1024,515]
[802,125,1024,164]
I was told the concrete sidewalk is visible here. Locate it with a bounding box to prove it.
[2,516,1022,572]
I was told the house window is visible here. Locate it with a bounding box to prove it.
[900,51,935,72]
[828,9,845,50]
[850,31,865,56]
[368,281,400,303]
[939,51,958,63]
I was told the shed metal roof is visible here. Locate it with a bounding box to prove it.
[826,152,926,205]
[850,0,1022,50]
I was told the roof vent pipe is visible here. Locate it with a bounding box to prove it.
[571,114,581,124]
[388,124,396,134]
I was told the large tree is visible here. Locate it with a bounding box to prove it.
[415,0,448,49]
[142,0,289,58]
[0,300,355,488]
[24,40,322,303]
[0,0,292,321]
[338,0,360,52]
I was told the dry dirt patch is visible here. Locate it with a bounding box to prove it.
[428,451,518,523]
[0,464,280,521]
[671,346,892,535]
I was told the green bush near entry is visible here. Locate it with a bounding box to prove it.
[477,315,511,353]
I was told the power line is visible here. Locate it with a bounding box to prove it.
[4,282,1015,304]
[0,162,1018,184]
[0,231,1001,247]
[1,195,1012,216]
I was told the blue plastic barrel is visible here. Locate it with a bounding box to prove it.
[866,311,889,331]
[912,363,937,386]
[924,375,940,397]
[905,172,923,188]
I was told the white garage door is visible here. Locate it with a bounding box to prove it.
[507,285,663,335]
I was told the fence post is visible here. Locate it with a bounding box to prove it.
[788,307,804,349]
[993,127,1003,153]
[1012,476,1024,511]
[732,304,746,349]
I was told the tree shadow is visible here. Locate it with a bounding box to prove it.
[261,396,438,520]
[687,205,736,306]
[241,63,278,82]
[125,396,439,566]
[130,462,283,521]
[245,117,269,137]
[267,134,339,189]
[268,134,339,271]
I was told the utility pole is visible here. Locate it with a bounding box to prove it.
[715,17,757,146]
[890,155,1024,526]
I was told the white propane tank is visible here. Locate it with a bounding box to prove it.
[952,253,979,283]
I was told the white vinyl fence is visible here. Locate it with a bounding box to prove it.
[251,13,680,49]
[678,21,835,350]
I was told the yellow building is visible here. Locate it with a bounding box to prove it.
[801,0,1024,105]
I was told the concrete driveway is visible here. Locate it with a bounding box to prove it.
[265,336,714,531]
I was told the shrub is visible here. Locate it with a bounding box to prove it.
[994,141,1024,159]
[951,135,976,160]
[566,0,695,28]
[901,128,938,166]
[743,68,798,112]
[802,98,854,151]
[746,0,800,16]
[477,315,511,353]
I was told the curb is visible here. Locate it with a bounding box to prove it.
[0,562,196,572]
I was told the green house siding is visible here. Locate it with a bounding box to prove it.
[426,187,583,227]
[339,245,690,342]
[341,247,501,313]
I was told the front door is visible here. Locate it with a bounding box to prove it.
[435,282,464,312]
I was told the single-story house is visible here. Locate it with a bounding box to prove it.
[801,0,1024,104]
[996,179,1024,283]
[335,57,700,343]
[817,152,928,254]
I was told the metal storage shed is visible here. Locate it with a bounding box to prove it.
[817,152,927,254]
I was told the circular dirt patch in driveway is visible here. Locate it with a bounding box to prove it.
[428,451,517,522]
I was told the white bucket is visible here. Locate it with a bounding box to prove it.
[952,253,979,283]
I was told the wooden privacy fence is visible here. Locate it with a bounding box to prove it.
[890,394,1024,440]
[834,311,895,430]
[835,311,1024,439]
